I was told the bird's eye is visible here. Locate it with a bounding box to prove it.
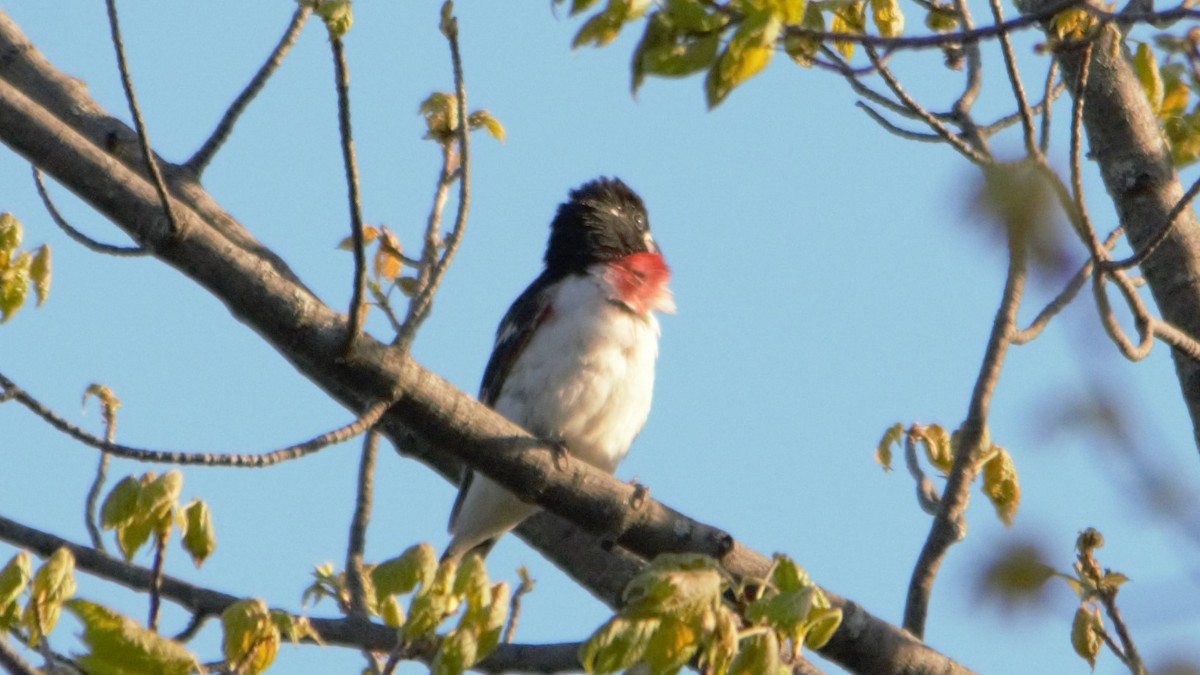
[635,214,648,231]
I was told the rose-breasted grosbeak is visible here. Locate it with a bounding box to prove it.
[443,177,674,561]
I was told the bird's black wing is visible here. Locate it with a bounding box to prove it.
[448,272,557,531]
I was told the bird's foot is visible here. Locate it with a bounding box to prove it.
[628,478,650,510]
[543,436,571,471]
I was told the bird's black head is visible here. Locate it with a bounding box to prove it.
[544,177,659,276]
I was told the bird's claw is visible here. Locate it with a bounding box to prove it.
[628,479,650,510]
[545,437,571,471]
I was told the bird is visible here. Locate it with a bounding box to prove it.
[443,177,674,562]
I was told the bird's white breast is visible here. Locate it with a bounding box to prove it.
[493,269,661,471]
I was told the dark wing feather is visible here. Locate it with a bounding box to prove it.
[448,272,557,531]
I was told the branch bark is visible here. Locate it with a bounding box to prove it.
[1013,9,1200,451]
[0,10,967,674]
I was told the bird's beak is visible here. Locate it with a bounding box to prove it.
[643,232,660,254]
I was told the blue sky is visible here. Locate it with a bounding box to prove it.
[2,2,1199,673]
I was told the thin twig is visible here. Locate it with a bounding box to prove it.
[172,612,207,643]
[329,35,368,356]
[33,167,146,256]
[0,371,394,467]
[346,431,379,619]
[148,529,167,631]
[856,102,943,141]
[987,0,1037,155]
[83,408,115,552]
[903,211,1027,638]
[1066,43,1106,259]
[503,568,536,644]
[1010,228,1121,344]
[1098,596,1146,674]
[0,638,39,675]
[347,430,382,675]
[866,46,991,165]
[1101,173,1200,271]
[951,0,984,124]
[1039,61,1060,153]
[104,0,180,236]
[1091,271,1153,361]
[186,6,311,175]
[394,10,472,353]
[821,45,929,122]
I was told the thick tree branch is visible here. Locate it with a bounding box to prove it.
[0,10,967,673]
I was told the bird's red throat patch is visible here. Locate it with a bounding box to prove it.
[606,252,676,315]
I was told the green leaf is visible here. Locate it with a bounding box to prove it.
[1135,43,1164,115]
[874,422,902,471]
[453,552,490,604]
[728,631,779,675]
[981,446,1020,526]
[181,499,216,567]
[830,1,866,59]
[372,542,437,602]
[664,0,727,31]
[222,598,280,675]
[432,628,477,675]
[473,582,509,658]
[622,554,725,618]
[783,3,824,67]
[100,476,141,530]
[1,250,31,323]
[420,92,461,142]
[138,470,183,533]
[379,595,405,627]
[0,551,31,629]
[870,0,904,37]
[770,553,812,592]
[336,225,381,250]
[639,24,720,83]
[1098,571,1130,594]
[116,513,154,562]
[705,8,780,108]
[468,109,507,142]
[924,2,958,31]
[270,609,324,646]
[918,424,953,474]
[1160,64,1190,117]
[23,547,76,646]
[641,615,697,674]
[0,212,21,253]
[1070,604,1103,669]
[579,616,659,673]
[803,606,842,649]
[30,244,50,307]
[66,599,201,675]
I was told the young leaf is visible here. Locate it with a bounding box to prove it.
[336,225,380,250]
[641,615,698,674]
[0,212,21,253]
[138,470,183,533]
[181,499,216,567]
[981,446,1020,526]
[372,542,437,602]
[468,110,507,142]
[66,599,201,675]
[579,616,659,673]
[0,250,31,322]
[784,3,825,67]
[432,628,477,675]
[1134,43,1164,115]
[23,547,76,646]
[705,8,780,108]
[314,0,353,38]
[803,606,843,649]
[870,0,904,37]
[30,244,50,306]
[874,422,903,471]
[830,1,866,59]
[0,551,31,629]
[270,609,324,646]
[1070,604,1103,669]
[222,598,280,675]
[729,631,779,675]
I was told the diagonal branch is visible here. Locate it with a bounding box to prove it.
[0,11,969,673]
